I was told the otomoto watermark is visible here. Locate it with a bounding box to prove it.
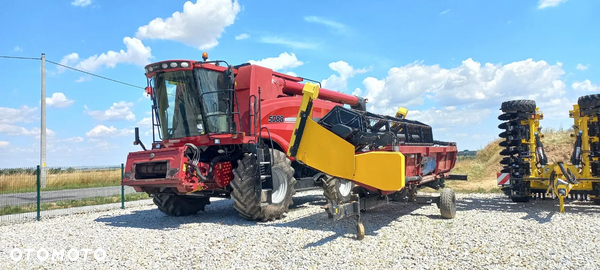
[9,248,107,262]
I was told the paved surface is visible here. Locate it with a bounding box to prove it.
[0,186,137,207]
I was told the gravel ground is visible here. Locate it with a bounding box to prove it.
[1,190,600,269]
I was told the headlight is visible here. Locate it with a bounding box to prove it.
[170,62,178,68]
[161,63,168,69]
[148,66,153,72]
[214,139,221,144]
[180,62,189,68]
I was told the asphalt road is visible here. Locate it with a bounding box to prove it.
[0,186,138,207]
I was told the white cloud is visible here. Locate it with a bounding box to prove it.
[57,53,80,74]
[286,71,298,77]
[138,117,152,128]
[440,9,450,15]
[576,63,589,70]
[135,0,241,50]
[0,105,37,124]
[0,141,9,148]
[259,36,319,50]
[46,92,74,108]
[95,141,118,150]
[0,124,54,137]
[13,46,22,52]
[403,106,491,128]
[537,97,576,119]
[84,101,136,121]
[572,80,599,92]
[235,33,250,40]
[248,52,304,71]
[356,58,566,110]
[76,76,91,83]
[64,137,85,143]
[304,16,346,30]
[321,61,369,91]
[538,0,568,9]
[75,37,152,72]
[85,125,133,137]
[71,0,92,7]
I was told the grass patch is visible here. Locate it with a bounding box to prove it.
[0,192,150,216]
[0,169,121,194]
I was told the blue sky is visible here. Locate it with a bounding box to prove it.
[0,0,598,168]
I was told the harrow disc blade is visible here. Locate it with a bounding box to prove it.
[500,157,513,165]
[500,148,517,156]
[499,140,509,147]
[498,122,509,129]
[498,113,515,121]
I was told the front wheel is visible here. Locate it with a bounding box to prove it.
[322,175,355,204]
[230,149,296,221]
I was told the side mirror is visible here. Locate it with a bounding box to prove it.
[223,65,235,89]
[133,127,147,151]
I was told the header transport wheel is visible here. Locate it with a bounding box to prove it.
[356,222,365,240]
[230,149,296,222]
[438,188,456,219]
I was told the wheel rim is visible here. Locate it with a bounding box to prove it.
[270,168,288,204]
[338,179,353,197]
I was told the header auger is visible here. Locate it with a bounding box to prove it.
[497,95,600,212]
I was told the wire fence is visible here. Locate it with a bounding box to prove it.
[0,164,150,224]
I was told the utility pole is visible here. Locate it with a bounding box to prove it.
[40,53,46,188]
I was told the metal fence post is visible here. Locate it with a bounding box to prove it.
[121,163,125,209]
[36,165,41,221]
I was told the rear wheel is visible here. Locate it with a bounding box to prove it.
[230,149,296,221]
[322,175,354,203]
[439,188,456,219]
[153,193,210,216]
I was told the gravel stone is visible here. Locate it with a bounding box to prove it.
[1,190,599,269]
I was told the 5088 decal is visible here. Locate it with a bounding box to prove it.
[268,115,284,123]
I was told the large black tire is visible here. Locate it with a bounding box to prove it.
[322,175,354,204]
[153,193,210,216]
[578,94,600,110]
[230,149,296,221]
[439,188,456,219]
[500,100,536,113]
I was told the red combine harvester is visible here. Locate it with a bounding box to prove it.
[123,53,464,239]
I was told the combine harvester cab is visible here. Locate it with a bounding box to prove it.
[287,83,465,239]
[497,96,600,212]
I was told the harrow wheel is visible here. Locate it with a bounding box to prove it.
[510,194,531,203]
[500,100,537,113]
[230,149,296,222]
[577,94,600,110]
